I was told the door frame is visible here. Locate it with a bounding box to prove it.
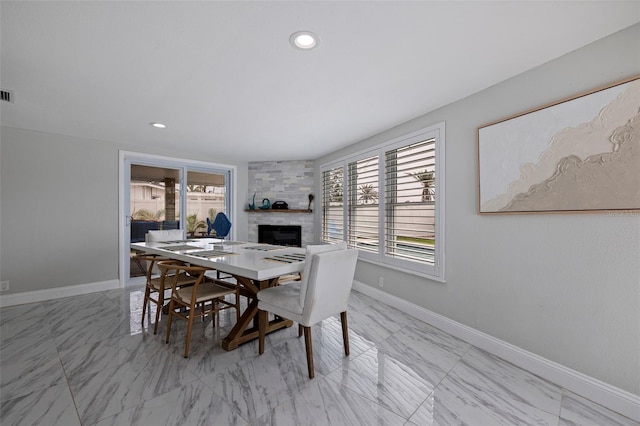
[119,150,237,287]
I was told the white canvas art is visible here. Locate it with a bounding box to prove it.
[478,76,640,214]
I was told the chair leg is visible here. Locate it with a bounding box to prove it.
[141,286,150,326]
[184,306,195,358]
[165,299,175,344]
[258,309,268,355]
[298,324,303,337]
[303,326,314,379]
[153,290,163,335]
[340,311,350,356]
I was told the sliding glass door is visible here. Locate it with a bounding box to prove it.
[120,152,234,286]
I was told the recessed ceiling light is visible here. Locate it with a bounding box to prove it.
[289,31,318,50]
[150,122,167,129]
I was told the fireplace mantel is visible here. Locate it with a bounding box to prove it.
[248,160,314,247]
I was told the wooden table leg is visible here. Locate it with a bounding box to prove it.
[221,277,292,351]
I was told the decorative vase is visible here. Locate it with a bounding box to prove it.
[259,198,271,210]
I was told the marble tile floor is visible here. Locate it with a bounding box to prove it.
[1,286,638,426]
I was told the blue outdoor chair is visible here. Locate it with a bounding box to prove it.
[212,212,232,243]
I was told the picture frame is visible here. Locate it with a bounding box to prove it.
[477,75,640,214]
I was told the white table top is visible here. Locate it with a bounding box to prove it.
[131,239,305,281]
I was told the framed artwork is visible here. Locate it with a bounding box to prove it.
[477,75,640,214]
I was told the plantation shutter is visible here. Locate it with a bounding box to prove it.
[347,155,379,254]
[321,166,344,243]
[384,139,436,265]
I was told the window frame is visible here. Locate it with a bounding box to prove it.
[320,122,445,281]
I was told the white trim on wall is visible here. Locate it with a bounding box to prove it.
[352,280,640,422]
[0,279,120,308]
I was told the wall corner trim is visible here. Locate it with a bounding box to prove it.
[351,280,640,422]
[0,279,120,308]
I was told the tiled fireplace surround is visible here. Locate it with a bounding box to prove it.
[247,161,314,247]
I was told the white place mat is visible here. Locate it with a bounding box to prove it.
[244,245,284,251]
[188,250,238,258]
[264,253,306,263]
[162,244,201,251]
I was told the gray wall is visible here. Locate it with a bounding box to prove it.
[314,24,640,395]
[0,127,249,293]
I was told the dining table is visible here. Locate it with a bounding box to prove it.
[131,238,306,350]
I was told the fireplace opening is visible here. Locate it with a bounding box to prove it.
[258,225,302,247]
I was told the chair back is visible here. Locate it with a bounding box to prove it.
[212,212,232,239]
[146,229,184,242]
[161,220,180,230]
[300,246,358,326]
[131,221,159,242]
[157,260,207,292]
[145,229,184,274]
[298,242,347,308]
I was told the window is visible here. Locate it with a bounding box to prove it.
[348,155,379,254]
[385,139,435,264]
[321,123,445,280]
[321,165,344,243]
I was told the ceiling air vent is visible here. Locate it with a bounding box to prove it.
[1,89,15,103]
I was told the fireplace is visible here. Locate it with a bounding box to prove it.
[258,225,302,247]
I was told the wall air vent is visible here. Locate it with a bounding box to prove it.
[1,89,15,103]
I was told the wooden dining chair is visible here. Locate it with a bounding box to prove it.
[257,242,358,378]
[145,229,184,273]
[277,272,302,284]
[161,261,240,358]
[139,256,198,334]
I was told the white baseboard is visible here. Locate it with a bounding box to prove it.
[0,279,121,308]
[352,280,640,422]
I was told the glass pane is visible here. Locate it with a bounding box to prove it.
[129,165,181,278]
[186,170,227,238]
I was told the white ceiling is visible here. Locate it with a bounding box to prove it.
[1,1,638,162]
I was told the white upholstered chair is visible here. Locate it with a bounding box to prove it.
[145,229,184,272]
[145,229,184,243]
[257,242,358,378]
